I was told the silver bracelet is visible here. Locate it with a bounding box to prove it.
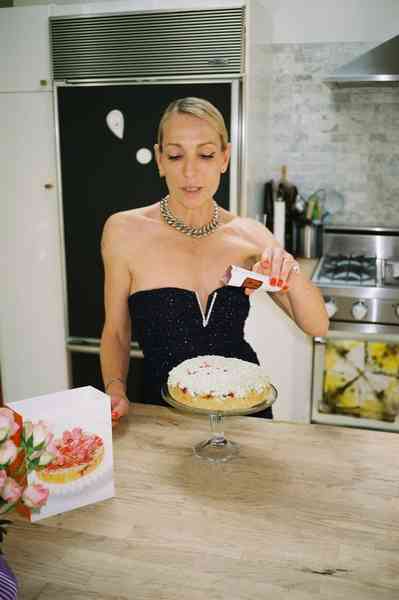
[105,377,126,392]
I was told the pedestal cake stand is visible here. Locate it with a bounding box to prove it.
[162,384,277,463]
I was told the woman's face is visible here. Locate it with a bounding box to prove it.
[154,112,230,209]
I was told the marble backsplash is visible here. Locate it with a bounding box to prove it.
[266,41,399,227]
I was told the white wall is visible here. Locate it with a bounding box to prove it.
[242,0,272,218]
[261,0,399,44]
[13,0,243,10]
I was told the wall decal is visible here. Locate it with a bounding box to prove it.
[136,147,153,165]
[106,110,124,140]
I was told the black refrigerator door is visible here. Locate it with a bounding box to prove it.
[69,350,145,402]
[58,83,232,342]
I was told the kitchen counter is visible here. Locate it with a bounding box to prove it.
[7,403,399,600]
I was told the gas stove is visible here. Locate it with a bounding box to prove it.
[312,227,399,327]
[316,254,377,286]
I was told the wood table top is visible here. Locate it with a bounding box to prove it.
[5,403,399,600]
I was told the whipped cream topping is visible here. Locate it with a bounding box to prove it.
[168,355,270,398]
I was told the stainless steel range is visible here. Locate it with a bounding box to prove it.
[311,226,399,431]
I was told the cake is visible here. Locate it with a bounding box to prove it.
[36,428,104,484]
[167,355,272,411]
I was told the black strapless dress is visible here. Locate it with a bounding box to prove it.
[128,286,272,418]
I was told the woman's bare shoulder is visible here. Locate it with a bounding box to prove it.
[102,203,160,254]
[105,203,159,228]
[226,214,276,246]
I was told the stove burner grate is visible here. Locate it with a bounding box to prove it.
[318,254,377,285]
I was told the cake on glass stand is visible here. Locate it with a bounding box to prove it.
[161,384,277,463]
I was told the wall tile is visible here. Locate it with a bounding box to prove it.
[267,41,399,227]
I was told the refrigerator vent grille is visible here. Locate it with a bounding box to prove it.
[50,8,245,81]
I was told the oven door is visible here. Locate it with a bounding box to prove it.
[312,322,399,431]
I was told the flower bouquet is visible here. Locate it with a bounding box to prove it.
[0,386,114,598]
[0,407,58,536]
[0,407,59,599]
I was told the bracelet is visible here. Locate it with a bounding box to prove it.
[105,377,126,392]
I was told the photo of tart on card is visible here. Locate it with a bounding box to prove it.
[223,265,281,292]
[36,427,105,485]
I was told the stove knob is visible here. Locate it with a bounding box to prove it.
[352,301,368,320]
[324,298,337,318]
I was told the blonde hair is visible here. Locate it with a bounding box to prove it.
[157,97,229,151]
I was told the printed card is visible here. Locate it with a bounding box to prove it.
[5,386,114,522]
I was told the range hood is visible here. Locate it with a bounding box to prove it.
[324,34,399,86]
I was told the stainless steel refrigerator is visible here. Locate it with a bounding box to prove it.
[55,80,242,400]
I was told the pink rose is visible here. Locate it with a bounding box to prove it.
[0,408,19,443]
[38,447,59,467]
[42,435,59,458]
[32,421,50,449]
[1,477,22,504]
[0,469,7,490]
[26,425,59,469]
[46,440,59,456]
[23,420,34,443]
[0,440,18,467]
[22,484,49,509]
[45,431,54,447]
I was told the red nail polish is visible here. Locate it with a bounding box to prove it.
[278,279,284,287]
[270,277,277,286]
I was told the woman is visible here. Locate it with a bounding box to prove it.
[100,97,328,425]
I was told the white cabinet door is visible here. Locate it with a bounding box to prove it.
[0,6,52,92]
[0,91,68,403]
[245,293,313,423]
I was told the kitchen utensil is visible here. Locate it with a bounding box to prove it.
[264,180,275,232]
[324,189,344,216]
[277,166,298,252]
[297,222,323,258]
[274,198,285,247]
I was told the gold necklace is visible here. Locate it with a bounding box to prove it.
[160,195,219,238]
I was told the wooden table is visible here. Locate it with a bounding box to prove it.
[6,404,399,599]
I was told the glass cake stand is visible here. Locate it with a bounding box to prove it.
[161,384,277,463]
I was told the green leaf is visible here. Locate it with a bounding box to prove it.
[25,436,34,451]
[33,441,46,452]
[27,457,41,472]
[0,502,17,515]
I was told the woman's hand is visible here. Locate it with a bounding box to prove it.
[110,393,130,427]
[245,247,300,295]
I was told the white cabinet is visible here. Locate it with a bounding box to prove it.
[0,6,52,92]
[0,91,68,402]
[245,293,313,423]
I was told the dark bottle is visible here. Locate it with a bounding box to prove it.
[277,165,297,253]
[264,179,275,232]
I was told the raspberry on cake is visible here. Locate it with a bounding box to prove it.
[36,427,104,484]
[167,355,271,411]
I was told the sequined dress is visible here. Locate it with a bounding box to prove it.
[128,286,272,418]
